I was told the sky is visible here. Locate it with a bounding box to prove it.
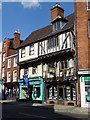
[0,1,74,51]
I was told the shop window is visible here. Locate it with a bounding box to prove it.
[22,87,29,99]
[48,86,57,100]
[33,86,40,99]
[65,85,76,101]
[29,44,34,55]
[21,47,25,58]
[85,81,90,102]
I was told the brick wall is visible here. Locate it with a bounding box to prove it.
[75,2,89,70]
[2,32,21,84]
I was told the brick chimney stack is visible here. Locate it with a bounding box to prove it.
[50,3,64,21]
[14,29,20,49]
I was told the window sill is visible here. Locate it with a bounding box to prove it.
[14,65,17,67]
[7,67,10,69]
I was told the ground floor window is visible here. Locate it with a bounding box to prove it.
[33,85,40,99]
[22,87,29,99]
[85,81,90,102]
[65,85,76,101]
[48,86,57,100]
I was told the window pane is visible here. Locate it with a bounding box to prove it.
[88,20,90,36]
[29,44,34,55]
[88,0,90,9]
[21,48,25,58]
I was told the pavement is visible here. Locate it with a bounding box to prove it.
[0,99,90,116]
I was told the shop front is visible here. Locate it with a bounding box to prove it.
[80,75,90,108]
[44,78,76,106]
[18,77,44,103]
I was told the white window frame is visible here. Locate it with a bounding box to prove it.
[7,59,11,68]
[21,47,26,58]
[7,72,10,82]
[32,66,37,74]
[2,67,4,78]
[3,53,5,62]
[13,70,17,82]
[14,57,17,67]
[29,44,34,55]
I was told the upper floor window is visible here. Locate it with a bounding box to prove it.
[7,71,10,82]
[13,70,17,82]
[29,44,34,55]
[48,36,59,49]
[7,59,11,68]
[32,66,37,74]
[24,68,28,75]
[88,0,90,10]
[88,20,90,37]
[3,53,5,62]
[3,42,6,47]
[53,21,65,32]
[21,47,25,58]
[2,67,4,78]
[61,60,68,70]
[14,57,17,67]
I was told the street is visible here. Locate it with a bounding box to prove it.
[1,102,88,120]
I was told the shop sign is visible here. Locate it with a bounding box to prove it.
[23,75,28,85]
[84,77,90,81]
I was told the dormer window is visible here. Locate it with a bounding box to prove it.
[53,21,65,32]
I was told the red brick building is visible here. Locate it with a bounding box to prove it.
[75,1,90,107]
[2,30,23,99]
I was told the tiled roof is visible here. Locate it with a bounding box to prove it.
[18,13,74,49]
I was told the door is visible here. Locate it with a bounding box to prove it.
[28,85,33,100]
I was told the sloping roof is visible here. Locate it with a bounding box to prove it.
[18,13,74,49]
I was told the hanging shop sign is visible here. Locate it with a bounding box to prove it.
[23,75,28,85]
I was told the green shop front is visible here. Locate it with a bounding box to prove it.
[18,76,44,103]
[79,70,90,108]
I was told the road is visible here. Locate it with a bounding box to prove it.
[1,102,88,120]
